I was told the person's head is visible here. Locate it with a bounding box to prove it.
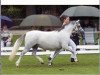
[60,15,70,25]
[2,25,8,30]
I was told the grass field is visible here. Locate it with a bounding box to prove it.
[1,54,100,75]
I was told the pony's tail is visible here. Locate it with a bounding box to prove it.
[9,34,26,61]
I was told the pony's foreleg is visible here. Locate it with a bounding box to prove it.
[48,49,62,66]
[16,49,28,67]
[69,46,78,62]
[68,39,78,62]
[32,48,44,64]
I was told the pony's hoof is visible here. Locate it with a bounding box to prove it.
[16,62,19,67]
[16,64,19,68]
[48,62,53,66]
[41,62,44,64]
[16,65,19,68]
[48,63,52,66]
[75,60,79,62]
[71,58,79,62]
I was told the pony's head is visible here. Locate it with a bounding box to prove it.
[64,20,80,29]
[60,20,80,35]
[72,20,81,31]
[71,20,80,26]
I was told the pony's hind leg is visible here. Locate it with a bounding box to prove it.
[32,44,44,64]
[16,42,33,67]
[48,49,62,66]
[16,48,28,67]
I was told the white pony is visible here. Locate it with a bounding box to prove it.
[9,20,79,67]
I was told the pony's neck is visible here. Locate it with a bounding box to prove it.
[62,23,74,34]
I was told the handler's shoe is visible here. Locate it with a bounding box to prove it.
[71,58,75,62]
[71,58,78,62]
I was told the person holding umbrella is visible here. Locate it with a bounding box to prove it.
[1,25,13,47]
[1,15,14,28]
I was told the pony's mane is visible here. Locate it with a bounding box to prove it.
[57,25,65,32]
[57,21,73,32]
[57,21,76,32]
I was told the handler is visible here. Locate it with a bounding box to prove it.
[1,25,13,47]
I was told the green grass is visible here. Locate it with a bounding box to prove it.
[1,54,99,75]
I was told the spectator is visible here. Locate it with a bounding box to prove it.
[1,25,13,47]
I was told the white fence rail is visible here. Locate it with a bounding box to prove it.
[1,45,100,56]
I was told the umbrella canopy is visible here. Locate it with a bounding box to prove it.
[60,6,99,17]
[20,15,62,26]
[0,15,14,28]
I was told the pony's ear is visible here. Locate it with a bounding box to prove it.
[76,20,80,23]
[71,21,76,25]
